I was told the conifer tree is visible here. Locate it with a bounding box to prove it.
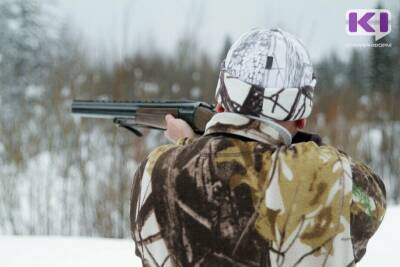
[369,3,395,91]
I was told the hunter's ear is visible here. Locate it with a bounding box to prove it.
[216,103,225,113]
[295,119,306,129]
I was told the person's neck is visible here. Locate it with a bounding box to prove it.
[274,120,298,136]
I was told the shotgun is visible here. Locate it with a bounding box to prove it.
[71,100,215,136]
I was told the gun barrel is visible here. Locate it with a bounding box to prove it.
[72,100,140,119]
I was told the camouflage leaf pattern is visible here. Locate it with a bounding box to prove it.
[130,113,386,267]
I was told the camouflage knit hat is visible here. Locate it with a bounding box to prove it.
[215,28,316,121]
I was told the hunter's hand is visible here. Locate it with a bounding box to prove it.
[164,114,195,143]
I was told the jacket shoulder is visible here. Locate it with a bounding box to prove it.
[291,142,386,262]
[145,143,180,174]
[287,141,345,166]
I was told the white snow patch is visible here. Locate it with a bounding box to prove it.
[190,86,201,98]
[25,85,45,99]
[0,236,141,267]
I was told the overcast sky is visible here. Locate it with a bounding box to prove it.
[53,0,399,63]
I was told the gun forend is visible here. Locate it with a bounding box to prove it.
[71,100,215,135]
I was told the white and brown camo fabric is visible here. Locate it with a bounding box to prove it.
[130,113,386,267]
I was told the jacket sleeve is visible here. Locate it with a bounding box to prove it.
[129,143,180,267]
[130,143,179,238]
[349,160,386,262]
[130,157,148,265]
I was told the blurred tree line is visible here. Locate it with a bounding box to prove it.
[0,0,399,238]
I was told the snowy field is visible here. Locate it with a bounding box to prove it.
[1,206,398,267]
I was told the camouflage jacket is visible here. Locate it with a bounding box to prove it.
[130,112,386,267]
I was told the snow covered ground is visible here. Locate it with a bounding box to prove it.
[1,206,398,267]
[1,236,142,267]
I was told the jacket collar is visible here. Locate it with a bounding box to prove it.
[204,112,292,146]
